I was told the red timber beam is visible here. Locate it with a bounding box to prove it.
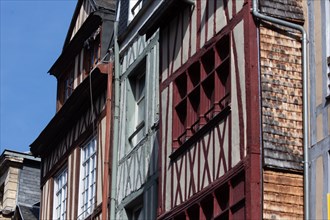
[244,0,261,219]
[158,162,245,220]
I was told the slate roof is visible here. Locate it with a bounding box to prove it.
[16,204,39,220]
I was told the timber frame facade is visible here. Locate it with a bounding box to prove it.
[113,0,161,219]
[144,0,304,219]
[30,1,115,220]
[30,0,310,219]
[156,1,260,219]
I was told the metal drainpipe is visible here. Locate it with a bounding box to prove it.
[110,21,120,220]
[251,0,309,219]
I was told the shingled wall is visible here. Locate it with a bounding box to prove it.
[263,170,303,219]
[259,0,304,23]
[259,0,305,218]
[260,24,303,171]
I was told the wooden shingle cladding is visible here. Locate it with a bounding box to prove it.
[307,0,330,218]
[260,23,303,170]
[158,0,261,219]
[258,0,305,218]
[259,0,304,23]
[263,170,303,219]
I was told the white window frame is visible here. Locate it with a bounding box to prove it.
[127,61,147,147]
[135,72,146,127]
[128,0,143,23]
[77,136,97,220]
[53,168,68,220]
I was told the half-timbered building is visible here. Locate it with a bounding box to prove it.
[30,1,115,219]
[135,0,306,219]
[112,0,161,219]
[155,1,260,218]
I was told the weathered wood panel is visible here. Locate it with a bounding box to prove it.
[263,170,303,219]
[260,23,303,170]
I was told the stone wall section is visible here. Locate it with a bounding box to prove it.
[0,167,19,220]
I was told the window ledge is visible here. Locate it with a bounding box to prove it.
[169,105,231,161]
[128,121,145,142]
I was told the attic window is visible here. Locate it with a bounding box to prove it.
[128,0,147,22]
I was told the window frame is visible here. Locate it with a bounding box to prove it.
[127,59,147,147]
[128,0,148,23]
[125,194,144,220]
[52,168,68,220]
[77,136,97,220]
[64,69,74,102]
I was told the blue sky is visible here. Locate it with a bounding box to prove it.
[0,0,77,153]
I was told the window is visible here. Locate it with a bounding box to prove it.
[125,195,144,220]
[83,33,100,77]
[64,70,74,102]
[78,137,97,219]
[128,0,147,23]
[53,168,68,220]
[173,34,231,148]
[127,61,146,146]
